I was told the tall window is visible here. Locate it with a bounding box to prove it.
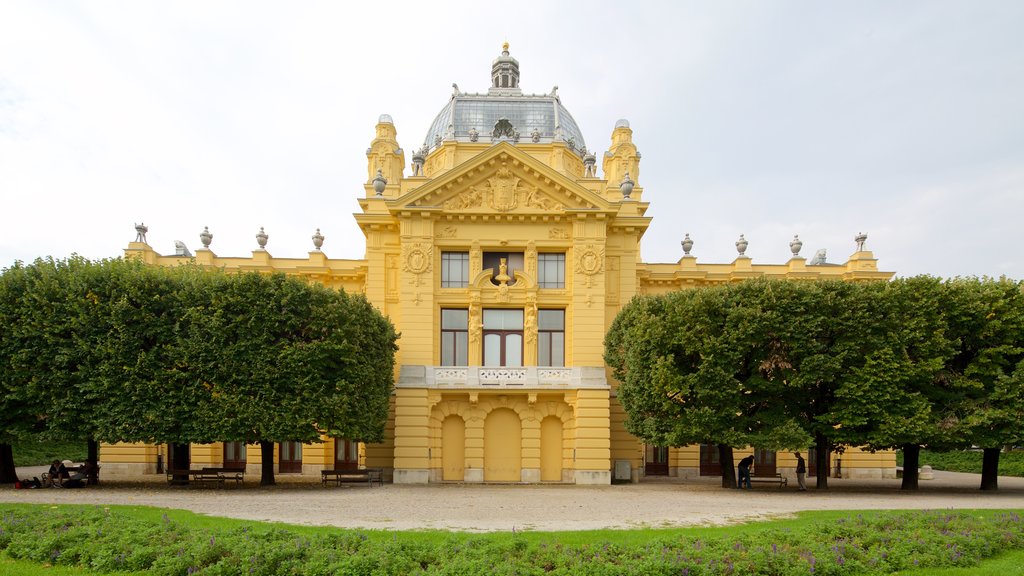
[483,309,523,366]
[335,438,359,471]
[223,442,246,470]
[537,309,565,366]
[483,252,524,286]
[538,253,565,288]
[441,252,469,288]
[441,309,468,366]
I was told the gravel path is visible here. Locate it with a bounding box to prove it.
[4,468,1024,532]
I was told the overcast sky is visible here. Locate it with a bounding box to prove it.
[2,1,1022,279]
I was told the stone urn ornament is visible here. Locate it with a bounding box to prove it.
[620,171,634,200]
[256,226,268,249]
[681,233,694,256]
[372,169,387,196]
[789,234,803,256]
[736,234,748,257]
[199,226,213,248]
[312,228,324,251]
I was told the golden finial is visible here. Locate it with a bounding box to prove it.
[502,41,509,52]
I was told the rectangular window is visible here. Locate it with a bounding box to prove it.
[440,309,469,366]
[538,253,565,288]
[483,252,524,286]
[441,252,469,288]
[223,442,246,470]
[483,309,524,366]
[537,309,565,366]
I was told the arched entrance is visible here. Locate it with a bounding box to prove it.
[484,408,521,482]
[540,416,563,482]
[442,415,466,481]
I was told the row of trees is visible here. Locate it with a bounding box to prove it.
[0,257,397,486]
[605,277,1024,490]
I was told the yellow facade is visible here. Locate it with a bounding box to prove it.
[107,45,896,483]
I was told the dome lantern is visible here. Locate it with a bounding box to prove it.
[491,41,520,92]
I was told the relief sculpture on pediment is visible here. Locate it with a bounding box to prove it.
[440,162,565,213]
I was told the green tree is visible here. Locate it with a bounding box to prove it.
[830,276,954,490]
[0,261,47,483]
[764,280,889,489]
[179,270,396,486]
[943,277,1024,490]
[607,281,810,489]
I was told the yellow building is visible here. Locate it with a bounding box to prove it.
[106,45,896,483]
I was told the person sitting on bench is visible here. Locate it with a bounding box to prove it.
[45,460,69,487]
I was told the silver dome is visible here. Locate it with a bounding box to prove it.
[422,45,587,156]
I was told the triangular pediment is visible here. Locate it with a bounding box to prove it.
[392,143,611,214]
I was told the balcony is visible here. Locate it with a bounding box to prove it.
[398,365,608,389]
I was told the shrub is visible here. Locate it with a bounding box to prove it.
[1,507,1022,575]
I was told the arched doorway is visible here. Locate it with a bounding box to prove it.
[442,415,466,481]
[540,416,563,482]
[484,408,521,482]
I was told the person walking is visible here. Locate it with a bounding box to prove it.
[793,452,807,491]
[737,455,754,489]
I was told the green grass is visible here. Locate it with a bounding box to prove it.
[8,550,1016,576]
[895,548,1024,575]
[10,438,88,467]
[897,449,1024,477]
[2,505,1023,575]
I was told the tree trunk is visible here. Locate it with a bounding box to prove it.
[86,439,100,485]
[260,440,276,486]
[901,443,920,490]
[717,443,736,489]
[814,434,829,490]
[0,443,16,484]
[980,447,1000,491]
[170,443,191,485]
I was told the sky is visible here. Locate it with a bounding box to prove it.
[1,1,1022,279]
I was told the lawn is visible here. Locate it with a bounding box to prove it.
[897,449,1024,477]
[9,438,88,467]
[2,505,1022,575]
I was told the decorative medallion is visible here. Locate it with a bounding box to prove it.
[575,244,605,287]
[402,242,433,287]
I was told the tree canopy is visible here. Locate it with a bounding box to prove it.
[606,276,1024,490]
[0,257,397,485]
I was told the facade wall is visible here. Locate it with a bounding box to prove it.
[103,61,897,484]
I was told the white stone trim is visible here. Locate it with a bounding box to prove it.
[398,365,608,389]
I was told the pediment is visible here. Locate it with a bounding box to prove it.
[393,143,610,214]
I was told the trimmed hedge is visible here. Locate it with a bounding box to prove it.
[897,450,1024,477]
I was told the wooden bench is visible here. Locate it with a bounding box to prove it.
[165,468,225,487]
[190,469,226,487]
[749,473,788,488]
[201,467,245,485]
[321,468,383,487]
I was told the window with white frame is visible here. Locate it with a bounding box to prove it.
[440,309,469,366]
[482,309,524,366]
[538,253,565,288]
[441,252,469,288]
[537,309,565,366]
